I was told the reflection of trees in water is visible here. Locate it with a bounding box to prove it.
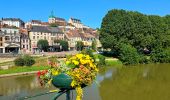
[0,75,40,96]
[99,64,170,100]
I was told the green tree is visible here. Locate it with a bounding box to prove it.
[59,40,69,51]
[119,44,140,65]
[49,23,58,27]
[37,39,49,52]
[100,9,170,65]
[92,39,97,51]
[76,41,84,51]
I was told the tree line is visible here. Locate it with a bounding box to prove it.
[100,9,170,65]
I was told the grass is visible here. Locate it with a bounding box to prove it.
[0,66,50,75]
[105,60,122,66]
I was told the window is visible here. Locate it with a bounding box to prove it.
[33,36,35,39]
[27,45,28,49]
[23,40,25,43]
[5,36,10,41]
[0,37,2,41]
[37,36,39,39]
[23,45,25,48]
[0,43,2,46]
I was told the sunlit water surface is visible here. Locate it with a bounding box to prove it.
[0,64,170,100]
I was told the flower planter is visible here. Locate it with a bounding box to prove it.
[52,73,73,90]
[52,73,87,90]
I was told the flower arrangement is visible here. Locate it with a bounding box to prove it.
[37,53,99,100]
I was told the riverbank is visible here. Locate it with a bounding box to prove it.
[0,66,50,77]
[0,59,121,78]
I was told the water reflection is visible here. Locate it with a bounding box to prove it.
[99,64,170,100]
[1,64,170,100]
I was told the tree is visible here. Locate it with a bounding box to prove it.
[100,9,170,65]
[92,39,97,51]
[76,41,84,51]
[119,44,140,65]
[37,39,49,52]
[49,23,58,27]
[59,40,68,51]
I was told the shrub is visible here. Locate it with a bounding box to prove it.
[14,57,25,66]
[23,55,35,66]
[98,54,106,66]
[139,55,150,64]
[119,44,140,65]
[14,55,35,67]
[150,48,170,63]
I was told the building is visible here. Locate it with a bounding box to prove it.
[48,12,66,26]
[29,26,64,52]
[20,29,30,53]
[0,31,5,53]
[0,26,20,53]
[68,18,83,29]
[1,18,24,28]
[65,30,82,50]
[25,20,49,28]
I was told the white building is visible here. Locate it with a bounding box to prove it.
[0,26,20,53]
[25,20,49,28]
[68,18,83,28]
[1,18,24,28]
[29,26,64,52]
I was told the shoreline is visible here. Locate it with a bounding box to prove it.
[0,70,38,78]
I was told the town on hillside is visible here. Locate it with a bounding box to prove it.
[0,13,101,54]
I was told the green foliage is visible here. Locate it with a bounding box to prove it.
[92,39,97,51]
[100,9,170,64]
[37,39,49,52]
[59,40,69,51]
[150,48,170,63]
[119,44,140,65]
[76,41,84,51]
[98,54,106,66]
[14,57,25,66]
[49,23,58,27]
[23,55,35,66]
[14,55,35,67]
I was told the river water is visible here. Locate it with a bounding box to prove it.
[0,64,170,100]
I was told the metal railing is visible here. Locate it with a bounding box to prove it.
[18,89,71,100]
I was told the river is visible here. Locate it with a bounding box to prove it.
[0,63,170,100]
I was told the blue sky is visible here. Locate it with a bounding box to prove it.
[0,0,170,28]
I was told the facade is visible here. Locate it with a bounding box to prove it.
[29,26,64,52]
[20,29,30,53]
[48,12,66,26]
[65,30,82,50]
[0,27,20,53]
[68,18,83,28]
[1,18,24,28]
[0,31,5,53]
[25,20,49,28]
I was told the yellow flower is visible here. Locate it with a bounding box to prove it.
[75,86,83,100]
[71,80,76,87]
[85,55,91,60]
[52,69,59,75]
[66,61,70,65]
[72,60,79,65]
[76,54,83,59]
[48,79,52,85]
[80,59,86,65]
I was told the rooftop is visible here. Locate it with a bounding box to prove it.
[31,26,63,33]
[2,18,23,22]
